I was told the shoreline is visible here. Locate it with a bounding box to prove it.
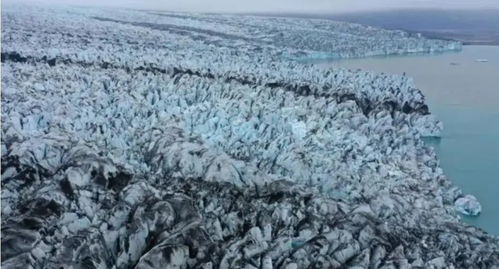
[318,45,499,235]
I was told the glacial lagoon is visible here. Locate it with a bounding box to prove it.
[316,45,499,235]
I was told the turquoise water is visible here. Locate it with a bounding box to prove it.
[316,46,499,235]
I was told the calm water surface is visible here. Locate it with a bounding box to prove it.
[317,46,499,235]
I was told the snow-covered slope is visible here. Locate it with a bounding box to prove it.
[2,4,498,269]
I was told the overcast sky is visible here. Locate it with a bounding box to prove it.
[15,0,499,13]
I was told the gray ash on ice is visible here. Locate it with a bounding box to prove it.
[2,3,498,269]
[2,131,499,268]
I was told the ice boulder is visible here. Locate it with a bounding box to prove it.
[454,195,482,216]
[413,114,444,137]
[290,119,307,140]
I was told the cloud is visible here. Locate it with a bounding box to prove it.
[10,0,499,13]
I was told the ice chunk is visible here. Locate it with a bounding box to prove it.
[454,195,482,216]
[290,119,307,140]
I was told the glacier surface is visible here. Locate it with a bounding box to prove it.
[1,3,498,269]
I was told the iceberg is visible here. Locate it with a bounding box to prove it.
[455,195,482,216]
[475,59,489,63]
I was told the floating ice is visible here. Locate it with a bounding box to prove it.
[455,195,482,216]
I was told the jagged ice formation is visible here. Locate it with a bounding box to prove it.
[2,3,498,269]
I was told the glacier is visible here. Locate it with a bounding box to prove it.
[1,3,498,269]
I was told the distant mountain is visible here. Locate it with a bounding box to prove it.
[251,9,499,45]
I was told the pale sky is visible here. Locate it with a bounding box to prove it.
[12,0,499,13]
